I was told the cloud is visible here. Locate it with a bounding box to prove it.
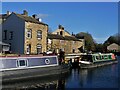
[94,37,108,44]
[36,14,49,19]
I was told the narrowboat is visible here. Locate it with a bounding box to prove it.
[79,53,118,69]
[0,54,70,83]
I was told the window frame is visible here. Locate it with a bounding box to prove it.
[9,31,13,40]
[26,29,32,39]
[26,44,31,54]
[16,59,28,67]
[4,30,7,40]
[36,44,42,54]
[37,30,42,40]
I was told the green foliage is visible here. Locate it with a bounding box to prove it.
[104,33,120,46]
[103,33,120,52]
[76,32,120,53]
[76,32,96,52]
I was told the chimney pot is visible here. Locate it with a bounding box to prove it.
[58,25,62,29]
[32,14,37,18]
[23,10,28,16]
[7,11,11,15]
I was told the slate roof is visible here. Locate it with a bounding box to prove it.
[48,34,64,40]
[6,12,48,26]
[48,33,81,41]
[15,13,48,25]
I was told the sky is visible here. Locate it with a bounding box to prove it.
[2,2,118,43]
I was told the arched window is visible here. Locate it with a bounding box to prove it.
[60,31,63,36]
[37,44,42,54]
[37,30,42,39]
[26,44,31,54]
[27,29,32,38]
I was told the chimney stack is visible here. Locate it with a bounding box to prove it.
[58,25,62,29]
[23,10,28,16]
[58,25,64,30]
[32,14,37,18]
[7,11,11,16]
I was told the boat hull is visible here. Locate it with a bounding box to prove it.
[1,64,70,83]
[0,55,70,83]
[80,60,118,69]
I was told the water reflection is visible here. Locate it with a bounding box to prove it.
[66,61,118,88]
[2,72,69,90]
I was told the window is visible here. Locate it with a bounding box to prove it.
[37,30,42,39]
[104,55,108,59]
[73,41,75,44]
[60,31,63,35]
[27,29,32,38]
[9,31,13,40]
[26,44,31,54]
[37,44,42,54]
[16,59,28,67]
[60,40,64,44]
[96,56,100,60]
[9,43,11,51]
[72,49,75,53]
[4,30,7,40]
[101,56,104,59]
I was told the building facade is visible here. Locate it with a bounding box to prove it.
[107,43,120,52]
[2,10,48,54]
[48,25,84,54]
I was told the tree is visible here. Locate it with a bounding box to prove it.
[76,32,96,52]
[103,33,120,52]
[94,43,103,52]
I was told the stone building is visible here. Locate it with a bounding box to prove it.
[48,25,84,54]
[107,43,120,52]
[2,10,48,54]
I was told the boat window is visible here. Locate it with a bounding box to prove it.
[101,56,104,59]
[92,56,95,61]
[17,59,28,67]
[104,55,108,59]
[96,56,100,60]
[108,55,112,59]
[81,55,92,62]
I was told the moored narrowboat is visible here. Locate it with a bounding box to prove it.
[79,53,118,69]
[0,55,70,83]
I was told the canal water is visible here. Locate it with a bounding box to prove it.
[2,56,120,89]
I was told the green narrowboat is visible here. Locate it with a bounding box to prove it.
[79,53,118,69]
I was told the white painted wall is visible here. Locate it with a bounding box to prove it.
[2,13,25,54]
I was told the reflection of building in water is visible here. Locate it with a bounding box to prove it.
[79,69,88,87]
[2,74,67,89]
[56,78,66,90]
[79,69,93,88]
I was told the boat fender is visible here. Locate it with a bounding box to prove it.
[45,59,50,64]
[111,54,116,60]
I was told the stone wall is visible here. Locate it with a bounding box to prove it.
[49,39,83,54]
[24,22,48,54]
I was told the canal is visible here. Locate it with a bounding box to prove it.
[2,56,120,89]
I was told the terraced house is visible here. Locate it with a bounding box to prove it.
[48,25,84,54]
[2,10,48,54]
